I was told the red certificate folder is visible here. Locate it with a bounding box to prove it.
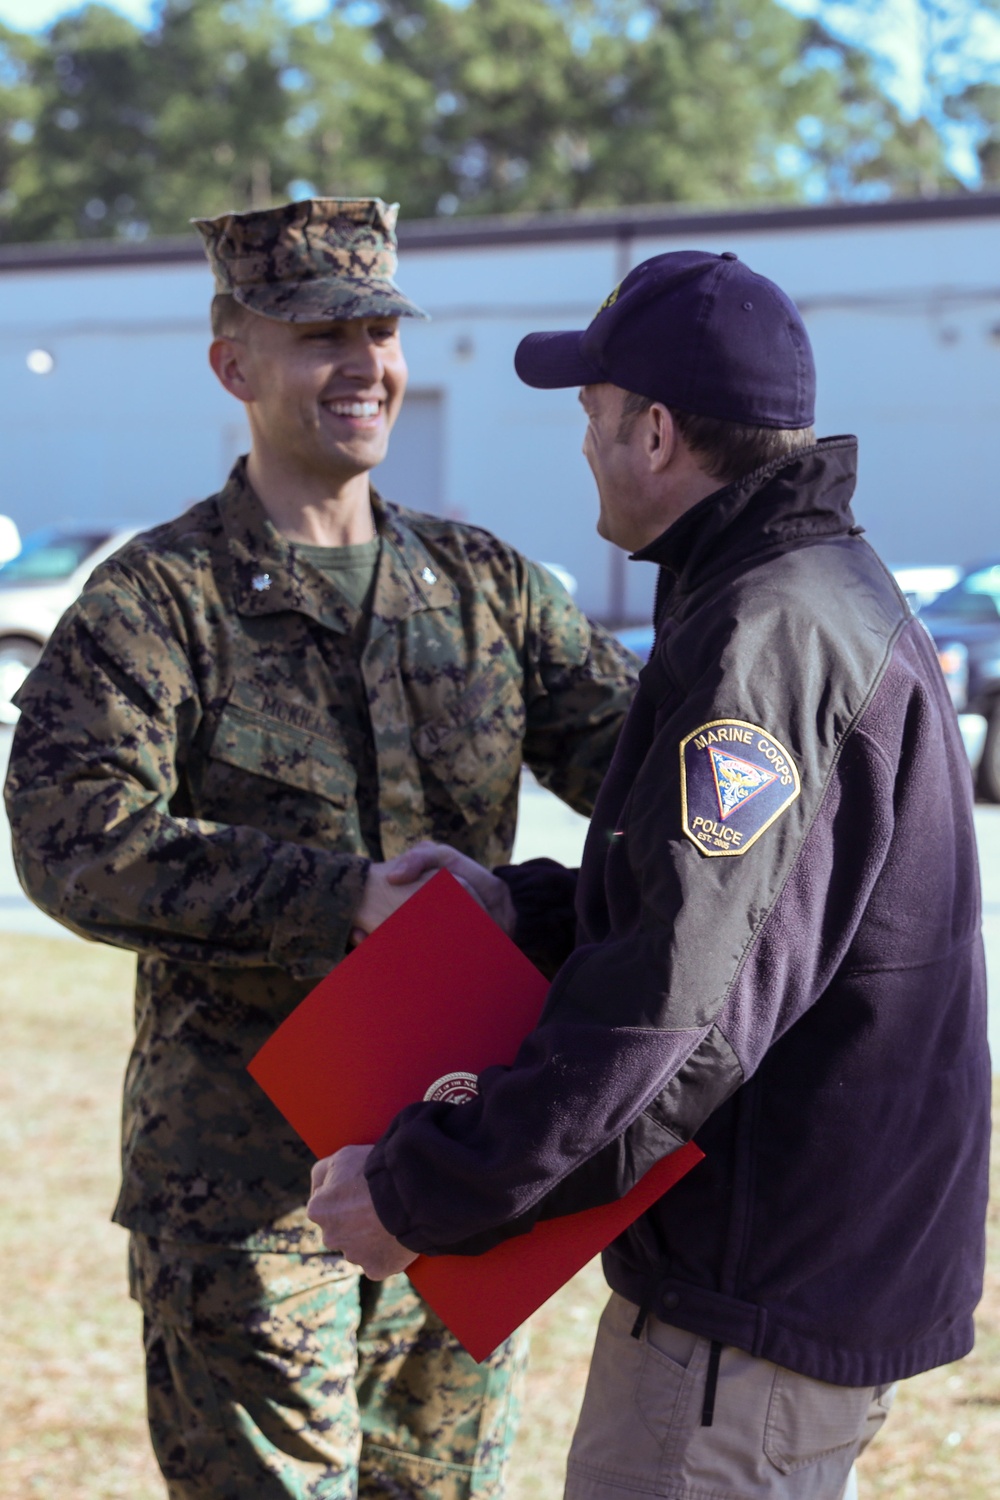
[248,870,703,1361]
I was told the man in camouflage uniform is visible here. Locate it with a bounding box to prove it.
[4,197,637,1499]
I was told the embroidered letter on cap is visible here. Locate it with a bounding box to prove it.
[680,718,800,857]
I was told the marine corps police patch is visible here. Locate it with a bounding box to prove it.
[680,719,800,857]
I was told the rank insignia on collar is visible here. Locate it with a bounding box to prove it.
[680,718,800,857]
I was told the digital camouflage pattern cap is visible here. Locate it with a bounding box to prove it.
[192,196,428,323]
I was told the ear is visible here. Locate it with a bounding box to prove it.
[644,403,677,474]
[209,335,256,405]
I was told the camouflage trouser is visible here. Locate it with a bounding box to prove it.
[128,1235,527,1500]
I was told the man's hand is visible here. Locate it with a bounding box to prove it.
[351,861,438,944]
[351,845,516,945]
[384,842,516,936]
[307,1145,418,1280]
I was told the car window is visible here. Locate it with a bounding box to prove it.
[963,565,1000,603]
[923,566,1000,623]
[0,530,112,585]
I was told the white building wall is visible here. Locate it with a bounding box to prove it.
[1,205,998,621]
[0,265,236,528]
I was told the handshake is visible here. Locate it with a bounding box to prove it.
[350,841,515,946]
[308,840,516,1278]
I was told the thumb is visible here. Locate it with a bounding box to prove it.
[384,843,450,885]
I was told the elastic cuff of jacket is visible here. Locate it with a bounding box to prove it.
[365,1150,440,1256]
[493,858,578,899]
[493,859,579,978]
[268,853,371,980]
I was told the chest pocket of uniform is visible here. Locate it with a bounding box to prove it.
[197,689,362,851]
[207,699,356,803]
[411,661,525,822]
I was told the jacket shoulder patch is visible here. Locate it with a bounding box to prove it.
[680,718,800,857]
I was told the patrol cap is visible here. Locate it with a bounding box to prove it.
[514,250,815,429]
[192,196,428,323]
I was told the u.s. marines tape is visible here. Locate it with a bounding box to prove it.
[680,718,800,856]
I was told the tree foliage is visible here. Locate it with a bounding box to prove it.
[0,0,975,244]
[901,0,1000,187]
[806,0,1000,188]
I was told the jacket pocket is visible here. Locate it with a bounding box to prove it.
[764,1368,876,1474]
[411,661,525,822]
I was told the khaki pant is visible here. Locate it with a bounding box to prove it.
[129,1235,526,1500]
[565,1293,894,1500]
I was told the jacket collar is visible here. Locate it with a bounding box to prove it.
[219,459,458,634]
[631,436,859,609]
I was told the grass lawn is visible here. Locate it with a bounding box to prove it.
[0,930,996,1498]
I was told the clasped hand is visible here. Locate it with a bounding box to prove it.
[351,841,515,945]
[315,844,514,1274]
[308,1145,417,1279]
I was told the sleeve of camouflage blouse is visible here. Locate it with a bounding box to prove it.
[3,571,368,978]
[519,560,640,817]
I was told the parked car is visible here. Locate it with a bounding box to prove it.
[539,561,578,596]
[918,560,1000,802]
[0,525,139,723]
[614,623,655,659]
[890,564,962,612]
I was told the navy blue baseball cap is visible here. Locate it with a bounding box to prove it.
[514,250,815,429]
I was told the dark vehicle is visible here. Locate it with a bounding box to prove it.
[920,560,1000,802]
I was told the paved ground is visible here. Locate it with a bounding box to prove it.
[0,731,996,1064]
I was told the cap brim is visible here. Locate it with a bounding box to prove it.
[235,278,429,323]
[514,330,605,388]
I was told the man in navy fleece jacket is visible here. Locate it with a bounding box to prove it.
[307,251,990,1500]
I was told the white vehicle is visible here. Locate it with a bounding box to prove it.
[890,564,962,612]
[0,525,139,723]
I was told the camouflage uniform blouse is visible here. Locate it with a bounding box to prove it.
[5,462,638,1251]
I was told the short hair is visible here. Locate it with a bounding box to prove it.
[615,390,815,484]
[210,292,252,338]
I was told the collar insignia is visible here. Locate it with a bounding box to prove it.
[251,572,272,592]
[680,718,800,857]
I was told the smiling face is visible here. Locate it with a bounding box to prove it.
[212,313,408,488]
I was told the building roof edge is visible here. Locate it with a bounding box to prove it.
[0,191,997,272]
